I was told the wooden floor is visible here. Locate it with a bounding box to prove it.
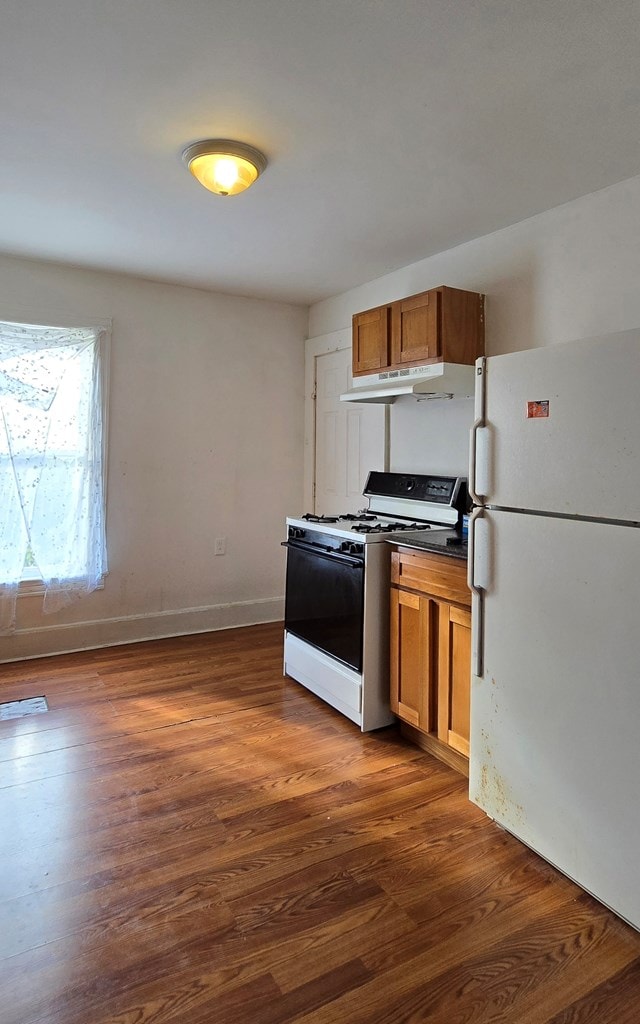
[1,623,640,1024]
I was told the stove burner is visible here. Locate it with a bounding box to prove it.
[338,513,376,522]
[300,514,340,523]
[351,521,434,535]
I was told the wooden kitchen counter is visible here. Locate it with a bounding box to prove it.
[386,528,468,560]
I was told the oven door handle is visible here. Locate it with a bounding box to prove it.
[281,540,364,569]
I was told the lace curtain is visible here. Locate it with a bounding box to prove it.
[0,320,108,634]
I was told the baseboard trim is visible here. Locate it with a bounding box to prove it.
[400,722,469,778]
[0,597,284,663]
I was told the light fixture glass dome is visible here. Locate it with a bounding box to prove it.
[182,139,267,196]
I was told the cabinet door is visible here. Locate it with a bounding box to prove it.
[390,290,440,366]
[390,588,434,732]
[437,603,471,756]
[352,306,390,375]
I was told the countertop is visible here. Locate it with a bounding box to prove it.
[386,528,468,561]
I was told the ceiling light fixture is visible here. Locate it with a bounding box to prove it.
[182,139,267,197]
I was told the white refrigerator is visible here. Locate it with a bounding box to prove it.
[468,328,640,931]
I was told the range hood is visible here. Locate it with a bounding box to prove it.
[340,361,476,404]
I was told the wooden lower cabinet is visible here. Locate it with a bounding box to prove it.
[390,588,435,732]
[437,602,471,757]
[390,548,471,775]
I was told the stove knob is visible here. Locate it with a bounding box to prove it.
[340,541,363,555]
[290,526,306,540]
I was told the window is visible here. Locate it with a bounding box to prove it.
[0,318,110,634]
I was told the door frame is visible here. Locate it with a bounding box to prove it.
[304,329,389,512]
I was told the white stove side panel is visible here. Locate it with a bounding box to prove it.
[361,542,395,731]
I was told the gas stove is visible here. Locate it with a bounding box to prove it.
[286,514,446,542]
[283,472,468,732]
[287,472,467,543]
[351,519,436,535]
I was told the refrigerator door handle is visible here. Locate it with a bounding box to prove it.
[469,418,483,506]
[468,509,490,678]
[469,357,488,505]
[469,422,490,504]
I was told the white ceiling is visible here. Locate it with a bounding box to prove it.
[2,0,639,305]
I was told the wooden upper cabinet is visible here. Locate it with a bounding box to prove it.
[352,305,391,375]
[352,285,484,377]
[438,286,485,367]
[391,290,439,365]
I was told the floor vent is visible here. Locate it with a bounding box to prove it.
[0,696,49,720]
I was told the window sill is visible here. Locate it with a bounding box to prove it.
[18,576,106,598]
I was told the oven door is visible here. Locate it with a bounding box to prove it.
[283,540,365,672]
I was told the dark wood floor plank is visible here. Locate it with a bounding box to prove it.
[0,701,118,744]
[268,893,417,993]
[542,954,640,1024]
[290,886,578,1024]
[0,781,231,900]
[0,826,231,959]
[1,621,639,1024]
[385,898,639,1024]
[209,743,426,822]
[2,908,241,1024]
[12,893,409,1024]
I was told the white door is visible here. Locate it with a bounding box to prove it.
[469,506,640,929]
[314,348,386,515]
[473,328,640,520]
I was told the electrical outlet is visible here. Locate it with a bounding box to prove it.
[214,537,226,556]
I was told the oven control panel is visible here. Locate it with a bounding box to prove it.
[364,471,465,507]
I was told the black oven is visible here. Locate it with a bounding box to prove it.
[282,527,365,672]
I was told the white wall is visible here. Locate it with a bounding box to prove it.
[5,173,640,657]
[308,174,640,477]
[0,255,307,660]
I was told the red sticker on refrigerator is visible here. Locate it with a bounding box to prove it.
[526,400,549,418]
